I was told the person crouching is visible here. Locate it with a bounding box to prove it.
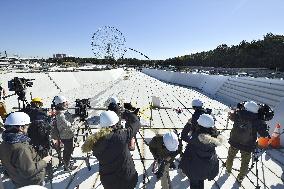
[180,114,224,189]
[0,112,51,188]
[149,131,182,189]
[82,110,141,189]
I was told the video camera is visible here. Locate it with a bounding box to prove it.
[8,77,34,92]
[75,98,91,121]
[258,104,274,121]
[235,101,274,121]
[8,77,34,101]
[123,102,140,115]
[204,108,212,115]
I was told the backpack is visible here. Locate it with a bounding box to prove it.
[28,119,51,148]
[230,120,254,146]
[26,108,51,148]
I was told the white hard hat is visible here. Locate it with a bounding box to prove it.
[5,112,31,126]
[197,114,214,128]
[53,95,67,106]
[192,99,203,107]
[99,111,119,128]
[18,185,47,189]
[163,132,179,152]
[244,101,259,113]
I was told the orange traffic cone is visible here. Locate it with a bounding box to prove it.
[269,123,281,148]
[258,137,270,149]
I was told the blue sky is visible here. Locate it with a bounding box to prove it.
[0,0,283,59]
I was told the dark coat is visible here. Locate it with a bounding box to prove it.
[92,112,141,189]
[180,126,224,181]
[228,110,270,152]
[0,140,46,188]
[149,134,182,163]
[181,109,208,139]
[191,108,207,126]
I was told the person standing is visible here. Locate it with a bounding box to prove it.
[23,97,51,158]
[180,114,224,189]
[149,131,182,189]
[53,95,78,171]
[0,112,51,188]
[182,99,212,140]
[82,110,141,189]
[225,101,270,183]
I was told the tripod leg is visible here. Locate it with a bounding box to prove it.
[134,136,150,185]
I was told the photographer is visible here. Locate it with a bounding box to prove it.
[149,132,182,189]
[182,99,212,140]
[225,101,270,183]
[53,95,78,171]
[0,112,51,188]
[23,97,51,158]
[106,96,121,115]
[82,110,141,189]
[180,114,224,189]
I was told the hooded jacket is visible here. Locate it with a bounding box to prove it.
[180,126,224,181]
[228,110,269,152]
[0,133,46,188]
[82,112,141,189]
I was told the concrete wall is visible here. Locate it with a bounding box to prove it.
[142,68,284,146]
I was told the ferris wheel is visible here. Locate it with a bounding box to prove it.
[91,26,126,60]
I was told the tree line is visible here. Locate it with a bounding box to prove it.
[46,33,284,71]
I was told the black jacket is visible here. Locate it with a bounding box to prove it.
[92,112,141,189]
[180,126,223,181]
[182,108,208,137]
[228,110,270,152]
[149,134,182,162]
[191,108,207,126]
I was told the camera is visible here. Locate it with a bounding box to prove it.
[236,101,246,110]
[75,98,91,121]
[8,77,34,101]
[123,103,140,115]
[8,77,34,92]
[204,108,212,115]
[258,104,274,121]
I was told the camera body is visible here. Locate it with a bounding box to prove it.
[8,77,34,92]
[258,104,274,121]
[234,101,274,121]
[8,77,34,101]
[75,98,91,121]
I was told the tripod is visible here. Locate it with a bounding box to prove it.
[134,136,150,188]
[249,148,262,189]
[73,117,92,171]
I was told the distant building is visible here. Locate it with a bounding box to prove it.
[53,54,67,59]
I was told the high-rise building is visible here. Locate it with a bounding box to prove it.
[53,54,67,59]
